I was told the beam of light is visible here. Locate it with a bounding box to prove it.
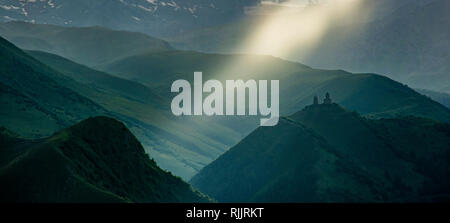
[241,0,365,60]
[201,0,373,121]
[166,0,373,140]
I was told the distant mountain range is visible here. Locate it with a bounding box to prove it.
[98,49,450,123]
[191,103,450,202]
[0,21,173,66]
[0,117,210,202]
[2,0,449,93]
[299,0,450,93]
[167,0,450,94]
[0,0,259,36]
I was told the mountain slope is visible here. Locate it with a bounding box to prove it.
[26,50,167,108]
[0,34,247,180]
[288,73,450,122]
[25,49,243,180]
[0,116,210,203]
[0,21,173,66]
[191,103,450,202]
[0,35,104,138]
[0,35,237,180]
[416,89,450,109]
[297,0,450,93]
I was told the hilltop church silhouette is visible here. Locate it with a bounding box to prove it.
[313,93,333,105]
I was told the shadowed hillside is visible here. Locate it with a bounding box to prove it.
[416,89,450,109]
[191,102,450,202]
[0,117,211,203]
[0,36,238,180]
[25,49,244,180]
[0,35,104,138]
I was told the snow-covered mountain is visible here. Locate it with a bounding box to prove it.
[0,0,259,36]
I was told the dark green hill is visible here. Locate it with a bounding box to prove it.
[0,116,210,203]
[0,36,237,180]
[26,50,167,108]
[0,35,104,138]
[288,74,450,122]
[190,103,450,202]
[0,21,172,66]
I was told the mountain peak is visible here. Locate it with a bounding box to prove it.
[192,102,450,202]
[52,115,146,157]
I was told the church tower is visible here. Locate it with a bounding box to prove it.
[323,92,332,104]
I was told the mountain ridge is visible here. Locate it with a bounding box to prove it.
[0,21,173,66]
[0,36,240,180]
[0,116,211,203]
[24,48,243,180]
[0,34,105,138]
[98,49,450,124]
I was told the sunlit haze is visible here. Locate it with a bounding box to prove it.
[241,0,367,59]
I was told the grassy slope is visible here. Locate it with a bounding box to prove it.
[191,104,450,202]
[0,36,104,138]
[416,89,450,109]
[0,117,210,203]
[0,35,231,180]
[0,35,241,180]
[26,50,244,180]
